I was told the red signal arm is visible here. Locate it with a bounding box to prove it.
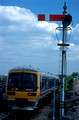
[38,14,65,21]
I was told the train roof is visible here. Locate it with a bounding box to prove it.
[9,66,39,72]
[9,66,59,79]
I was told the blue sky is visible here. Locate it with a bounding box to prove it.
[0,0,79,75]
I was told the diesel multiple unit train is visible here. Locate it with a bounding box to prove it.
[6,66,59,110]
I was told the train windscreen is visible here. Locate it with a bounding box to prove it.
[7,73,37,88]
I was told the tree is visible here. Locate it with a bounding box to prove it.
[71,72,79,78]
[65,72,79,90]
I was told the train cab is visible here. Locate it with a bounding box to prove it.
[6,66,59,110]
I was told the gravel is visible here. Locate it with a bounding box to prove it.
[1,90,79,120]
[31,90,79,120]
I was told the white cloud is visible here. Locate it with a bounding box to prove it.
[72,24,79,41]
[67,24,79,61]
[37,21,58,33]
[0,6,60,46]
[68,43,79,61]
[0,5,60,74]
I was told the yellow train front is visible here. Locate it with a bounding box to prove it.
[6,67,40,110]
[6,66,59,110]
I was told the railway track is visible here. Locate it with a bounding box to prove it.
[1,90,79,120]
[0,110,35,120]
[1,84,79,120]
[0,111,24,120]
[0,111,16,120]
[0,93,54,120]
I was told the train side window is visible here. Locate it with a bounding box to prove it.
[40,76,42,91]
[48,80,51,88]
[56,79,59,86]
[52,78,54,87]
[49,78,53,87]
[46,77,49,89]
[42,76,46,91]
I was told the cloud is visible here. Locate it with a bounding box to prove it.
[0,5,59,74]
[72,24,79,41]
[37,21,58,33]
[68,43,79,61]
[66,24,79,61]
[0,6,58,45]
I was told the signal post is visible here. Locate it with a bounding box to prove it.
[38,2,72,120]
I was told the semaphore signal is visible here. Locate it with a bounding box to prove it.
[38,14,72,27]
[38,14,65,21]
[38,1,72,120]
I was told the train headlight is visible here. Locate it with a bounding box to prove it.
[28,93,36,96]
[7,92,15,95]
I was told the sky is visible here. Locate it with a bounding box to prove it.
[0,0,79,75]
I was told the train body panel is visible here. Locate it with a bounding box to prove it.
[6,66,59,110]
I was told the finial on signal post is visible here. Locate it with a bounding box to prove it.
[62,2,72,27]
[63,1,67,14]
[63,1,67,11]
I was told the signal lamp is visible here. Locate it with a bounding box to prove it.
[63,14,72,27]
